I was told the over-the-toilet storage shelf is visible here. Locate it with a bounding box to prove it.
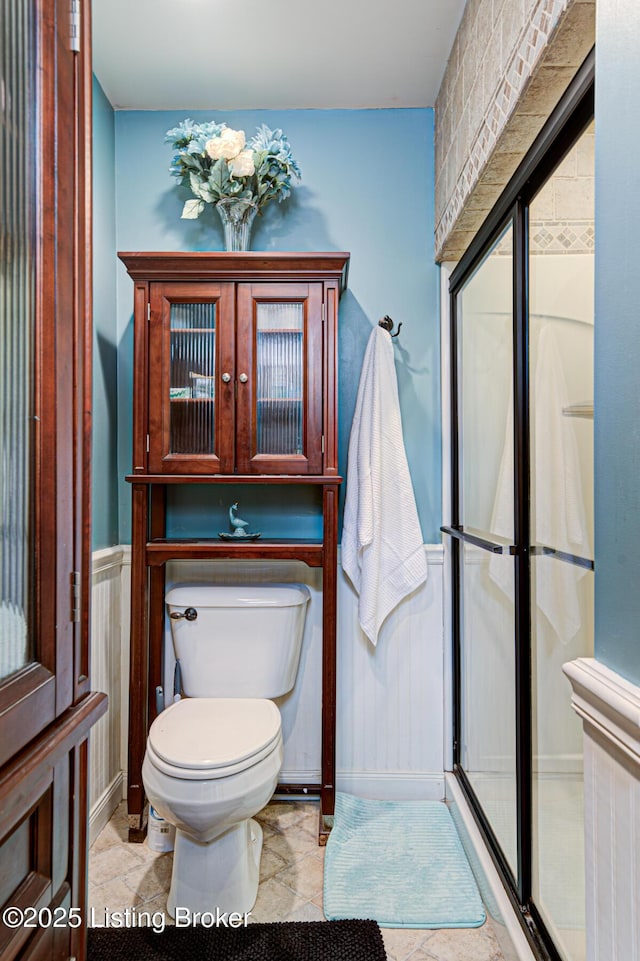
[120,251,349,844]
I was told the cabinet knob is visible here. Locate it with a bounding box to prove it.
[221,372,232,383]
[239,373,248,384]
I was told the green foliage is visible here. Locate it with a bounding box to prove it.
[165,119,301,219]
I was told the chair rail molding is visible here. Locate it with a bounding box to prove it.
[563,656,640,765]
[563,656,640,961]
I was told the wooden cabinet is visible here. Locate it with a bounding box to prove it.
[120,252,349,842]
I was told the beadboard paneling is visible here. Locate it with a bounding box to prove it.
[89,544,446,833]
[336,545,444,799]
[564,658,640,961]
[163,557,325,784]
[89,546,126,844]
[163,547,445,800]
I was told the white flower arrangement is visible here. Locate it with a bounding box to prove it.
[165,119,301,219]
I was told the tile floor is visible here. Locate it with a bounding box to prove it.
[88,800,506,961]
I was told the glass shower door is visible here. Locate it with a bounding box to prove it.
[455,223,519,882]
[448,107,595,961]
[529,122,595,961]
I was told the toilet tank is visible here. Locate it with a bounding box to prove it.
[165,584,310,698]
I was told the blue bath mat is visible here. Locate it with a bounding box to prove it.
[323,793,486,928]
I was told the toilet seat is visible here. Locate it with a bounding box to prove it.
[146,697,282,780]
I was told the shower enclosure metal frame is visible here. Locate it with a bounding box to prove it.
[442,50,595,961]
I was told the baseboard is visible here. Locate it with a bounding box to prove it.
[533,755,583,776]
[196,767,445,801]
[471,755,583,776]
[445,773,536,961]
[89,772,125,848]
[336,771,445,800]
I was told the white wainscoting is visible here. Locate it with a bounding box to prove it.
[88,544,446,841]
[564,657,640,961]
[336,545,445,799]
[89,546,128,845]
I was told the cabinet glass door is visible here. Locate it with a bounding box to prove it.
[236,283,323,474]
[148,283,235,473]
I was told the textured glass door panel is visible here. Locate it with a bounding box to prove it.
[458,225,514,539]
[460,544,518,879]
[256,303,304,456]
[169,303,216,455]
[1,0,36,680]
[235,282,322,475]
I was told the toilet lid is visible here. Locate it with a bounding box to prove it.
[148,698,281,772]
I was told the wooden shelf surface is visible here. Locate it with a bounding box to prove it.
[127,473,342,485]
[146,537,324,567]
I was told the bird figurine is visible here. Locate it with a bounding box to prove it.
[229,502,250,536]
[218,502,261,541]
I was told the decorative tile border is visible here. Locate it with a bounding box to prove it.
[492,219,594,256]
[435,0,595,262]
[530,219,594,254]
[436,0,570,252]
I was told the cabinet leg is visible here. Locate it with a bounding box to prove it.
[128,484,149,841]
[148,486,167,725]
[320,484,338,843]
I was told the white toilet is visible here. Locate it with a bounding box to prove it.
[142,583,310,917]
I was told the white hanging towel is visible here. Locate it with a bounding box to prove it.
[532,324,591,643]
[342,326,428,645]
[489,323,591,643]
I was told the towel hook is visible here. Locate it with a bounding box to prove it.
[379,315,403,338]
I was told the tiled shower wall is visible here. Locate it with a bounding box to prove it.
[529,121,594,254]
[434,0,595,262]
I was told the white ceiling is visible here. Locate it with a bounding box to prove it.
[92,0,467,110]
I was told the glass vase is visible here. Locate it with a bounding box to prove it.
[216,198,258,252]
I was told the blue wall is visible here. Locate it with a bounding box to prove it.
[594,3,640,685]
[114,108,441,544]
[92,77,119,549]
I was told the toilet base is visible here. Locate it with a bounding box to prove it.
[167,818,263,918]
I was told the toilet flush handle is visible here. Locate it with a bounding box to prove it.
[169,607,198,621]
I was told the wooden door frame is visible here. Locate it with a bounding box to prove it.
[0,0,92,760]
[0,3,107,961]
